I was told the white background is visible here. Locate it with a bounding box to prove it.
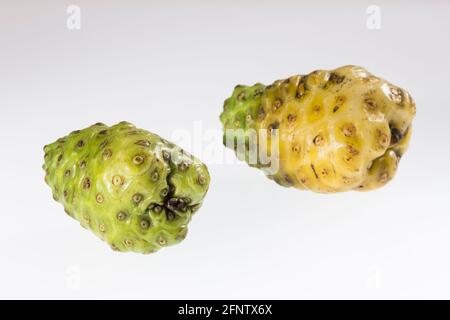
[1,0,450,299]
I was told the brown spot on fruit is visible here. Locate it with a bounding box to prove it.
[313,105,321,113]
[117,211,127,221]
[124,239,134,247]
[257,105,265,120]
[132,193,143,204]
[83,214,90,225]
[237,91,246,101]
[379,172,388,182]
[273,98,283,111]
[328,72,345,84]
[162,151,171,161]
[179,162,189,172]
[82,178,91,190]
[76,140,85,148]
[160,188,169,198]
[102,149,112,160]
[364,98,377,110]
[347,145,359,155]
[132,155,145,165]
[292,145,301,153]
[197,174,206,185]
[287,114,297,122]
[112,175,124,186]
[158,236,167,246]
[333,106,339,113]
[377,130,389,148]
[96,193,104,204]
[342,123,356,137]
[140,219,150,229]
[336,96,346,104]
[313,134,324,146]
[135,140,151,147]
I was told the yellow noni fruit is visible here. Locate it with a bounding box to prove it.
[220,66,416,193]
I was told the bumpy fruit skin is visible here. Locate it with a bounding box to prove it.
[43,122,210,254]
[220,66,416,193]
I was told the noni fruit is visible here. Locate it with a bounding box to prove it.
[220,66,416,193]
[43,122,210,254]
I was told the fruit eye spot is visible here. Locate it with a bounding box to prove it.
[179,162,189,172]
[64,170,71,177]
[99,224,106,232]
[135,140,151,147]
[140,219,150,229]
[123,239,134,247]
[82,178,91,190]
[102,149,112,160]
[197,174,206,185]
[96,193,104,204]
[117,211,127,221]
[364,98,377,110]
[76,140,85,148]
[313,135,324,146]
[313,105,321,113]
[287,114,297,122]
[83,214,90,225]
[273,98,283,111]
[112,175,124,186]
[158,236,167,246]
[132,193,143,204]
[237,91,246,101]
[132,155,145,165]
[379,172,388,182]
[151,171,159,182]
[162,151,171,160]
[377,131,389,147]
[341,123,356,137]
[160,188,169,198]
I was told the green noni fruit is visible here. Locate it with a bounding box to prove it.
[43,122,210,254]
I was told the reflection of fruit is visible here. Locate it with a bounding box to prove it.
[220,66,416,193]
[43,122,210,254]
